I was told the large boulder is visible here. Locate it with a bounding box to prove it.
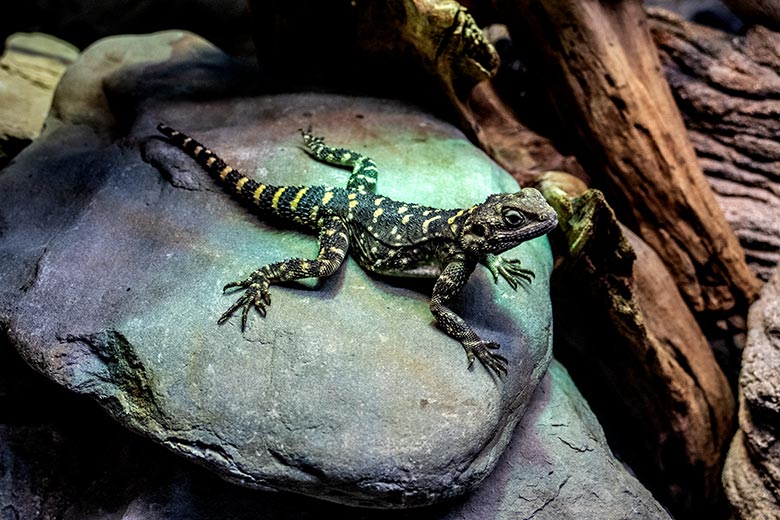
[0,336,672,519]
[0,32,554,507]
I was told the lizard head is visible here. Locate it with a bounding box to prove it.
[458,188,558,256]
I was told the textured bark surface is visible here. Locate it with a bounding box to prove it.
[538,174,736,518]
[493,0,761,316]
[650,8,780,282]
[463,81,588,186]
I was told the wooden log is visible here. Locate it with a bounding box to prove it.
[649,8,780,282]
[464,81,588,186]
[493,0,761,316]
[538,174,736,517]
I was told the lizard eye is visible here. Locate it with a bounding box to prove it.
[502,209,525,226]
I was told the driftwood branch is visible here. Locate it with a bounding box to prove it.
[492,0,761,316]
[463,81,588,185]
[539,175,735,517]
[649,8,780,282]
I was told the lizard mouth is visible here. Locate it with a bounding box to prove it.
[491,217,559,253]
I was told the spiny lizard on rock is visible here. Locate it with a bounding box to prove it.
[156,124,558,376]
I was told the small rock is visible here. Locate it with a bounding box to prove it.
[723,431,780,520]
[0,32,78,166]
[724,265,780,519]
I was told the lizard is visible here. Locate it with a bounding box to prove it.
[156,124,558,377]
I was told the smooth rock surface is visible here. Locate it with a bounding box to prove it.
[724,265,780,519]
[0,32,553,507]
[0,337,671,520]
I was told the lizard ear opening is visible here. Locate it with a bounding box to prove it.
[471,223,486,237]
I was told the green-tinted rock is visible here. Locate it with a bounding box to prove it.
[0,32,553,507]
[0,352,672,520]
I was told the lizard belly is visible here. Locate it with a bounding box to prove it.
[369,258,442,278]
[348,226,444,279]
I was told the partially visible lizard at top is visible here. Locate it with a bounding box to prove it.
[156,124,558,377]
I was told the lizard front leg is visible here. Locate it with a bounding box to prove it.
[219,216,350,330]
[483,253,534,291]
[430,259,508,377]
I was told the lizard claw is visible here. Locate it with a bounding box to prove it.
[464,340,508,377]
[218,275,272,330]
[486,255,534,291]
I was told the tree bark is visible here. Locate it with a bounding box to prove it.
[493,0,761,316]
[649,8,780,282]
[464,81,588,185]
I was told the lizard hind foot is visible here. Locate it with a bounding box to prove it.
[218,275,272,331]
[464,340,508,377]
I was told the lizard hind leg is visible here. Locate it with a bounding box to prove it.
[299,128,378,194]
[219,216,350,330]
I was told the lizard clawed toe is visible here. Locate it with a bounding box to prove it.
[486,255,535,291]
[299,126,325,147]
[464,340,508,377]
[218,277,272,330]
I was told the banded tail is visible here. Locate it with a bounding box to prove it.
[157,124,327,228]
[157,123,257,190]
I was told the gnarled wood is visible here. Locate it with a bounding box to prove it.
[493,0,761,315]
[539,173,736,517]
[464,81,588,186]
[649,8,780,282]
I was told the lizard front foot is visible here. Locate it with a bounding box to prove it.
[463,339,508,377]
[219,273,272,331]
[486,255,534,291]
